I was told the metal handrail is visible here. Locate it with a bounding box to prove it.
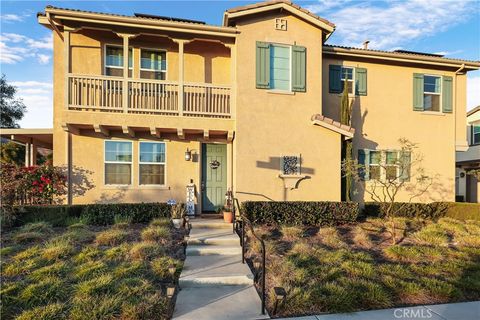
[233,198,266,315]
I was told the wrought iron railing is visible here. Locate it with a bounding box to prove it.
[233,198,266,315]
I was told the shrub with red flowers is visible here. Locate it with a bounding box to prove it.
[1,162,67,224]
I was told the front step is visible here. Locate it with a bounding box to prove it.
[180,255,253,287]
[190,220,234,229]
[187,228,240,245]
[186,245,242,256]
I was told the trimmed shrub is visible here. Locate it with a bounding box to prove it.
[10,203,171,227]
[363,202,479,221]
[241,201,359,226]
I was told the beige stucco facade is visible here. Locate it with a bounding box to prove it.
[27,1,479,208]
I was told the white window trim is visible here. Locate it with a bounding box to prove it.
[104,43,134,75]
[366,150,407,182]
[104,140,133,186]
[138,141,167,186]
[340,66,355,97]
[422,74,442,113]
[267,43,292,93]
[139,48,167,78]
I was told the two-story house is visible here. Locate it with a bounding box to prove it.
[2,0,479,212]
[456,106,480,202]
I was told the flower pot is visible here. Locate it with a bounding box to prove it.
[172,218,182,229]
[223,211,233,223]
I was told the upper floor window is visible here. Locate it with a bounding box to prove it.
[139,142,166,185]
[423,75,441,112]
[140,49,167,80]
[105,45,132,77]
[341,67,354,94]
[473,124,480,145]
[255,41,306,92]
[270,45,291,91]
[105,141,132,185]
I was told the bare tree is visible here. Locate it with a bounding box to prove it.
[342,138,434,244]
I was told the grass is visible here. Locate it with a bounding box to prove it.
[1,218,185,320]
[253,217,480,317]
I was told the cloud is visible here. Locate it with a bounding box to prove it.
[467,74,480,111]
[433,50,463,57]
[0,13,29,23]
[12,81,53,128]
[0,33,52,65]
[307,0,475,49]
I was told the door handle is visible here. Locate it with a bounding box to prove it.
[201,182,205,191]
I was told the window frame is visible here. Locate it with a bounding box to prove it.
[138,141,167,186]
[268,43,292,93]
[104,44,134,77]
[340,66,355,96]
[104,140,133,186]
[365,150,410,182]
[139,48,167,80]
[472,124,480,145]
[422,74,442,113]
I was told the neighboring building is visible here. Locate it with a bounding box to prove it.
[1,1,479,211]
[456,106,480,202]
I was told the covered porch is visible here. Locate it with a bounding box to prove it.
[0,128,53,166]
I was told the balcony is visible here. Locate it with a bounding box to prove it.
[67,74,232,118]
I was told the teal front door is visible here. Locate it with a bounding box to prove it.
[201,144,227,212]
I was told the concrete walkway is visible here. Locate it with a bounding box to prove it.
[173,218,268,320]
[279,301,480,320]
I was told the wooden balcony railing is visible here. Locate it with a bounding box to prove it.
[67,74,232,118]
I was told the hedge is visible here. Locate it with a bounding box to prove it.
[241,201,359,226]
[363,202,480,221]
[11,202,171,227]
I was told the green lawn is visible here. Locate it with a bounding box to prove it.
[249,217,480,317]
[1,218,184,320]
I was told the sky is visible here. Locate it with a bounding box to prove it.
[1,0,479,128]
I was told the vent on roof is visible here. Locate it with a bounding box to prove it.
[133,13,206,24]
[393,50,444,57]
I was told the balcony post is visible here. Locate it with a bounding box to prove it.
[64,27,71,110]
[225,43,236,119]
[173,39,189,116]
[116,33,135,113]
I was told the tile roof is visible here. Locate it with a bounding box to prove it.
[225,0,335,28]
[311,114,355,137]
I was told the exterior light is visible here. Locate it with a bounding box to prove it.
[167,284,175,298]
[185,148,192,161]
[169,265,176,277]
[273,286,287,316]
[253,259,261,270]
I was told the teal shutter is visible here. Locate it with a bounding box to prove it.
[355,68,367,96]
[292,45,306,92]
[413,73,424,111]
[442,76,453,113]
[256,42,270,89]
[329,65,342,93]
[400,152,411,182]
[358,149,370,181]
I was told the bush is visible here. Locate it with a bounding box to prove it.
[363,202,480,221]
[241,201,359,226]
[10,203,171,227]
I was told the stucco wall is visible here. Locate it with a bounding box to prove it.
[233,11,342,202]
[322,57,464,202]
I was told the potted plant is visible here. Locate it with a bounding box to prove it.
[222,205,233,223]
[171,203,185,229]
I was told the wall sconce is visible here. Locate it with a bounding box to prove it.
[185,148,192,161]
[167,284,176,298]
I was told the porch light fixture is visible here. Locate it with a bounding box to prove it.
[169,265,176,277]
[185,148,192,161]
[167,284,176,298]
[273,286,287,316]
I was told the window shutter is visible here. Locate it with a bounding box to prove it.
[355,68,367,96]
[442,76,453,113]
[358,149,370,181]
[256,41,270,89]
[329,65,342,93]
[413,73,424,111]
[400,152,411,182]
[292,45,306,92]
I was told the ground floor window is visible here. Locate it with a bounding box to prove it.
[139,142,166,185]
[359,149,411,182]
[105,141,132,185]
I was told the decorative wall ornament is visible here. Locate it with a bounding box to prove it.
[281,155,300,175]
[210,159,221,169]
[186,183,195,216]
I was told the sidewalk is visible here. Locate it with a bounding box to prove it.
[278,301,479,320]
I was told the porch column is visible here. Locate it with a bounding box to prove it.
[30,141,37,166]
[24,142,30,166]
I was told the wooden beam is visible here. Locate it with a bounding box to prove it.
[122,126,135,138]
[203,130,209,141]
[150,127,161,138]
[94,124,109,137]
[177,128,185,140]
[61,123,80,135]
[227,131,235,142]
